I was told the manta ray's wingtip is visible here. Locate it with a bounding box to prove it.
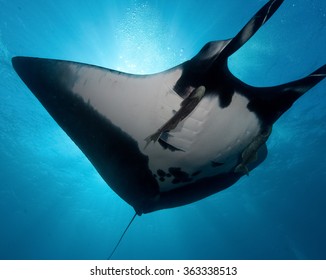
[11,56,20,62]
[12,56,30,80]
[11,56,22,69]
[12,56,29,65]
[217,0,285,61]
[12,56,36,75]
[267,0,284,9]
[273,0,284,5]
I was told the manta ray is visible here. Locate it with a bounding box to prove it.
[12,0,325,216]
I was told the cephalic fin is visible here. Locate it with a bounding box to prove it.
[280,64,326,96]
[247,64,326,124]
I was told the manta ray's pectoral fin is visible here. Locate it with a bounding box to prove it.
[144,86,206,148]
[235,126,272,176]
[218,0,284,61]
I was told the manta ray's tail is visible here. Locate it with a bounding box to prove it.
[108,212,137,260]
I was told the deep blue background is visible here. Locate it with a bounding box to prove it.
[0,0,325,259]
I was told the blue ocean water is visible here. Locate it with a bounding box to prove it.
[0,0,325,260]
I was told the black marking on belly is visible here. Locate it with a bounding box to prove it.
[211,161,224,167]
[192,170,201,177]
[156,168,202,185]
[157,169,166,177]
[169,167,193,184]
[156,169,172,182]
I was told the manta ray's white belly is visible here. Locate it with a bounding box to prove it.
[68,65,261,191]
[144,91,261,191]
